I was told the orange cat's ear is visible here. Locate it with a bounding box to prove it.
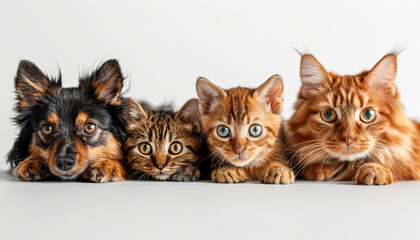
[366,54,397,98]
[254,75,284,114]
[196,77,226,115]
[176,99,201,133]
[122,98,147,130]
[300,54,330,98]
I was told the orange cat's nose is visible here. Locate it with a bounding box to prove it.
[341,136,355,147]
[234,145,245,154]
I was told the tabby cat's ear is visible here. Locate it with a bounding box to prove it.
[254,75,284,114]
[366,54,397,98]
[196,77,226,115]
[176,99,201,133]
[15,60,55,108]
[300,54,330,98]
[122,98,147,130]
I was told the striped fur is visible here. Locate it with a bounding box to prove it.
[285,54,420,185]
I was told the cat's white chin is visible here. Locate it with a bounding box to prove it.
[154,173,170,180]
[330,150,367,162]
[229,157,254,167]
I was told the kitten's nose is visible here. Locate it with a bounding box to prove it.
[341,136,355,147]
[234,145,245,154]
[154,155,168,169]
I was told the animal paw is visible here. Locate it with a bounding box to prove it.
[211,167,249,183]
[84,160,126,183]
[355,163,393,185]
[262,167,295,184]
[170,167,200,182]
[13,158,51,181]
[303,164,335,181]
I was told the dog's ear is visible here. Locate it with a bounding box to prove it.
[15,60,52,108]
[82,59,124,105]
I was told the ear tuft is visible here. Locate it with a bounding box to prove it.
[122,98,147,131]
[254,75,284,114]
[366,54,397,98]
[82,59,124,105]
[300,54,329,98]
[196,77,226,115]
[15,60,52,108]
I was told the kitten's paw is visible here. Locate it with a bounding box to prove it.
[303,164,335,181]
[211,167,249,183]
[13,158,51,181]
[262,167,295,184]
[355,163,393,185]
[83,160,126,183]
[170,167,200,182]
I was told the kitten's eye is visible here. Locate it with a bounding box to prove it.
[169,142,183,155]
[41,124,53,135]
[216,125,230,138]
[360,108,377,123]
[249,124,263,137]
[139,142,152,155]
[320,108,337,123]
[83,122,97,135]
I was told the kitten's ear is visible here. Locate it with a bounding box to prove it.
[15,60,53,108]
[122,98,147,130]
[196,77,226,115]
[366,54,397,98]
[82,59,124,105]
[176,99,201,133]
[300,54,330,98]
[253,75,284,114]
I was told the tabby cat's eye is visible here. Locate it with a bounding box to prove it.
[249,124,263,137]
[320,107,337,123]
[41,124,53,135]
[139,142,152,155]
[169,142,183,155]
[360,108,377,123]
[216,125,230,138]
[83,122,97,135]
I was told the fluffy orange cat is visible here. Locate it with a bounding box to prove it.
[285,53,420,185]
[196,75,295,184]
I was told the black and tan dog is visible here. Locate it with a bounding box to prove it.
[8,60,127,182]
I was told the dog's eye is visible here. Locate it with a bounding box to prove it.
[169,142,183,155]
[41,124,53,135]
[139,142,152,155]
[83,123,97,135]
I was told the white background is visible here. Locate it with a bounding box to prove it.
[1,1,420,240]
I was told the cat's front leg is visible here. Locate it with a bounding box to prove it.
[170,166,200,182]
[355,163,393,185]
[262,162,295,184]
[303,164,335,181]
[13,157,52,181]
[83,159,127,183]
[211,166,249,183]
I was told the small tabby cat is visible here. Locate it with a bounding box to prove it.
[285,53,420,185]
[123,98,202,181]
[196,75,295,184]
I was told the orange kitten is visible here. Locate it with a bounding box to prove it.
[285,53,420,185]
[196,75,295,184]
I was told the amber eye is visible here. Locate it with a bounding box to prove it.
[169,142,183,155]
[320,107,337,123]
[83,122,97,135]
[41,124,53,135]
[360,108,377,123]
[139,142,152,155]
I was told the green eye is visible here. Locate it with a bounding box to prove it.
[216,125,230,138]
[360,108,377,123]
[249,124,263,137]
[320,108,337,123]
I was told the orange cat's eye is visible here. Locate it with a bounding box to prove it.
[41,124,53,135]
[360,108,377,123]
[169,142,183,155]
[139,142,152,155]
[320,108,337,123]
[83,122,97,135]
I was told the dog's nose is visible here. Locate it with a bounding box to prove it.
[55,155,76,171]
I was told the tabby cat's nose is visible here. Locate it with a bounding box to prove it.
[341,136,355,147]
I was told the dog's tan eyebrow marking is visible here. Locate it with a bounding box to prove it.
[76,112,89,126]
[47,113,60,125]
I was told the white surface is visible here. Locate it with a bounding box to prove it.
[2,1,420,239]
